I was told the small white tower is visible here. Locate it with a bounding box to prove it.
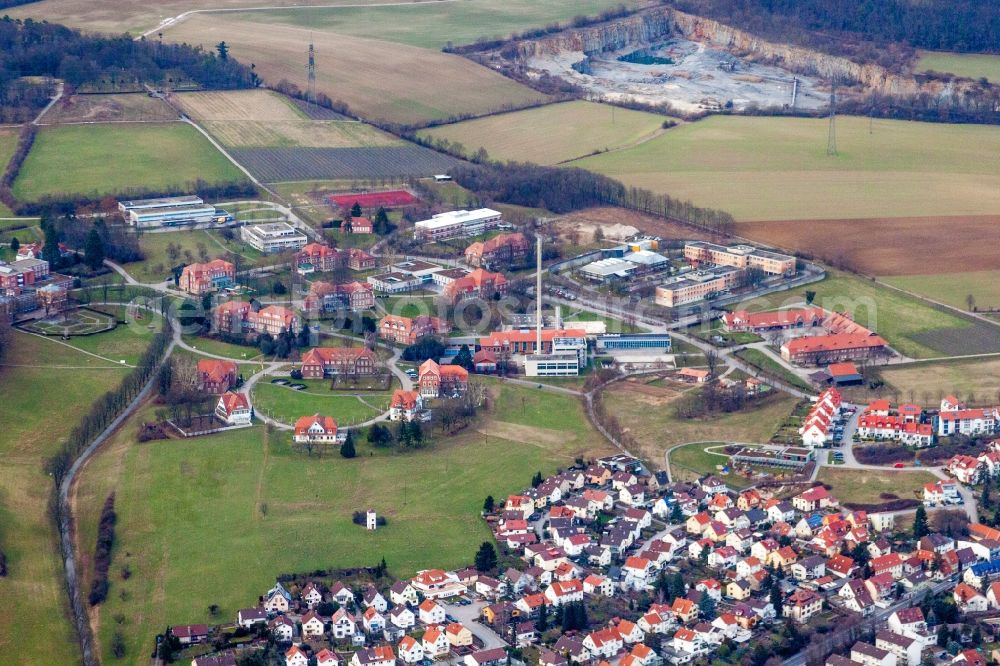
[366,509,377,531]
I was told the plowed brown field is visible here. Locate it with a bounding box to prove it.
[740,215,1000,276]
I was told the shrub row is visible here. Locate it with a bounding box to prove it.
[88,493,116,606]
[0,124,36,212]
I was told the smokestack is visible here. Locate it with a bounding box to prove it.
[536,235,542,354]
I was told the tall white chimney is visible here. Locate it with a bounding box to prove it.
[536,235,542,354]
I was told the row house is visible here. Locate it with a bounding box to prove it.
[800,389,842,448]
[938,396,999,437]
[301,346,380,378]
[857,413,934,448]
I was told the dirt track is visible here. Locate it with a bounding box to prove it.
[740,214,1000,276]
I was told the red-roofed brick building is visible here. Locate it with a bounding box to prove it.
[301,347,380,378]
[180,259,235,295]
[441,268,508,305]
[465,233,530,270]
[418,359,468,398]
[379,314,449,345]
[303,280,375,313]
[197,358,238,394]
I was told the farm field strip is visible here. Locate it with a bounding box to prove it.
[881,270,1000,312]
[40,93,178,124]
[879,357,1000,406]
[570,115,1000,221]
[163,15,550,126]
[915,50,1000,82]
[229,146,460,182]
[419,100,669,165]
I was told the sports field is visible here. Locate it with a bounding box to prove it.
[174,90,402,148]
[0,331,131,666]
[72,379,609,663]
[747,271,1000,359]
[236,0,647,50]
[419,101,669,164]
[915,51,1000,82]
[165,15,549,127]
[12,123,247,202]
[40,93,178,124]
[570,115,1000,221]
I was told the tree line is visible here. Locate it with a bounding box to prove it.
[446,161,736,236]
[0,17,257,122]
[671,0,1000,56]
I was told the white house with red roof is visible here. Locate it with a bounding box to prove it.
[389,390,423,422]
[799,389,842,448]
[583,628,624,659]
[419,599,447,625]
[286,646,309,666]
[316,649,340,666]
[293,414,339,444]
[301,610,326,638]
[946,455,984,485]
[411,569,465,599]
[422,625,450,658]
[584,574,614,597]
[544,580,584,606]
[216,391,252,426]
[398,636,424,664]
[793,485,837,512]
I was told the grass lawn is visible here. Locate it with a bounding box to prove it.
[879,357,1000,407]
[816,468,939,505]
[570,115,1000,221]
[734,348,813,392]
[181,335,265,361]
[0,331,131,665]
[74,375,610,663]
[128,229,268,283]
[419,101,667,165]
[915,51,1000,82]
[882,271,1000,312]
[667,441,733,481]
[252,382,388,426]
[602,381,799,464]
[750,271,990,359]
[12,123,247,202]
[55,309,165,365]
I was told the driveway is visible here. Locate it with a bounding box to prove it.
[444,599,507,649]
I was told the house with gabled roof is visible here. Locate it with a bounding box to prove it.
[269,615,295,641]
[954,582,988,612]
[363,607,386,634]
[302,610,327,638]
[216,391,252,426]
[398,636,424,664]
[423,625,451,658]
[286,645,310,666]
[352,645,396,666]
[584,628,624,659]
[390,605,415,630]
[331,607,357,639]
[389,580,418,606]
[264,582,292,613]
[316,648,340,666]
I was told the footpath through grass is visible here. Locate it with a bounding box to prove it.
[734,348,813,392]
[12,122,247,202]
[0,332,130,666]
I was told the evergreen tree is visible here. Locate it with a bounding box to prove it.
[351,202,363,218]
[373,207,391,234]
[454,344,474,371]
[669,502,683,523]
[340,430,356,458]
[531,471,544,487]
[698,593,716,620]
[574,600,587,629]
[9,237,18,253]
[216,41,229,60]
[770,577,784,618]
[937,625,949,648]
[475,541,498,572]
[297,324,311,348]
[561,604,573,631]
[670,573,686,600]
[982,483,992,510]
[535,600,548,632]
[913,505,930,539]
[483,495,495,513]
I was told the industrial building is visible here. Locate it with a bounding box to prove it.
[595,333,672,353]
[119,195,233,229]
[578,248,669,283]
[241,223,309,253]
[118,195,203,215]
[413,209,502,241]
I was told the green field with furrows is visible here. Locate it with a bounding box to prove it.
[0,331,130,666]
[234,0,647,49]
[12,123,247,202]
[419,101,669,165]
[569,115,1000,221]
[72,378,610,663]
[915,51,1000,82]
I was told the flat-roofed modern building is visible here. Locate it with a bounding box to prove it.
[241,223,308,253]
[118,195,203,215]
[654,266,740,307]
[128,203,229,229]
[525,353,580,377]
[413,209,502,241]
[684,241,795,275]
[595,334,672,352]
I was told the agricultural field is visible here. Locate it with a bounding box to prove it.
[879,358,1000,407]
[882,271,1000,312]
[570,115,1000,222]
[72,378,610,663]
[12,123,247,202]
[229,146,460,183]
[815,468,938,506]
[749,271,1000,359]
[600,377,799,463]
[39,93,177,124]
[251,382,390,427]
[164,14,550,127]
[419,101,669,165]
[0,331,131,666]
[237,0,647,50]
[174,90,403,149]
[915,51,1000,82]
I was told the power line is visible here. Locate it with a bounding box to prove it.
[826,84,838,157]
[306,36,316,108]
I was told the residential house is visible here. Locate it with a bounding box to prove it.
[787,589,822,623]
[286,646,310,666]
[172,625,209,645]
[794,486,838,512]
[390,606,416,630]
[584,628,625,659]
[301,347,380,378]
[269,615,295,642]
[237,608,267,629]
[398,636,424,665]
[419,599,446,625]
[954,583,988,612]
[197,358,238,394]
[216,391,252,426]
[316,649,340,666]
[331,608,357,639]
[446,623,474,648]
[390,581,418,606]
[302,610,327,639]
[423,625,451,658]
[293,414,339,445]
[875,632,921,666]
[851,642,896,666]
[465,648,508,666]
[363,607,386,634]
[352,646,396,666]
